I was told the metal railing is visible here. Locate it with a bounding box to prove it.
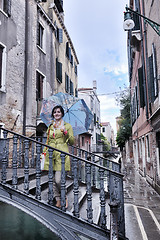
[0,127,125,239]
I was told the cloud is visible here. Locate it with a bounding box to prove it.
[99,95,118,110]
[104,64,128,76]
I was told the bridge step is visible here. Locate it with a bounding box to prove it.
[5,169,110,228]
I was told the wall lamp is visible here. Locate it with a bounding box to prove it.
[123,5,160,36]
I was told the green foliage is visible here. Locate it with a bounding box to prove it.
[116,90,131,150]
[100,133,111,151]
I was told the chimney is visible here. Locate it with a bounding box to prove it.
[93,80,97,92]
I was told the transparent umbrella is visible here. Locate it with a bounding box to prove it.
[40,92,93,136]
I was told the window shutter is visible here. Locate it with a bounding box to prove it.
[148,55,155,103]
[71,55,73,65]
[152,43,158,97]
[59,62,62,83]
[56,58,62,83]
[138,66,145,108]
[68,47,71,61]
[0,46,3,88]
[135,86,140,117]
[94,113,96,125]
[75,88,78,97]
[70,80,73,95]
[65,73,69,92]
[58,28,63,43]
[75,64,77,75]
[4,0,11,16]
[40,75,43,100]
[66,42,69,57]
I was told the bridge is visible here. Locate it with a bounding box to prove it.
[0,128,126,240]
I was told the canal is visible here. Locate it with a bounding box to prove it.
[0,201,61,240]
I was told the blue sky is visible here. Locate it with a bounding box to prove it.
[63,0,129,134]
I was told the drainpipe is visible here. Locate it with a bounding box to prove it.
[138,0,149,119]
[23,0,29,136]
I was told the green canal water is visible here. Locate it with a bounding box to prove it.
[0,201,61,240]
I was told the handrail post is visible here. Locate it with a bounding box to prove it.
[31,141,35,167]
[109,172,125,237]
[36,138,41,200]
[99,159,106,228]
[86,160,93,223]
[24,139,29,194]
[18,137,22,167]
[73,157,79,218]
[48,148,54,205]
[12,134,18,189]
[61,153,66,211]
[1,130,8,183]
[109,201,119,240]
[92,154,96,187]
[78,149,82,181]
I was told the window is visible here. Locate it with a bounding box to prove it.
[66,42,71,61]
[70,80,73,95]
[71,55,73,66]
[0,43,6,92]
[56,58,62,83]
[37,22,45,50]
[0,0,11,16]
[146,135,150,162]
[74,64,77,75]
[75,88,78,97]
[148,43,158,103]
[0,123,5,138]
[152,43,158,97]
[102,127,105,133]
[57,28,63,43]
[138,66,145,108]
[94,113,96,125]
[36,71,44,101]
[65,73,69,93]
[82,136,85,147]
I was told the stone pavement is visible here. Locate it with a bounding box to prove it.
[123,162,160,240]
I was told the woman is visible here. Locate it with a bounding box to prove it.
[43,105,74,208]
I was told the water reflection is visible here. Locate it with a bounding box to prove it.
[0,202,61,240]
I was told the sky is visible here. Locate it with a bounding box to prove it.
[63,0,129,134]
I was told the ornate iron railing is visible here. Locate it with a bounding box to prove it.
[0,128,125,239]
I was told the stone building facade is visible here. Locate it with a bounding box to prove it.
[78,80,101,152]
[0,0,78,137]
[127,0,160,193]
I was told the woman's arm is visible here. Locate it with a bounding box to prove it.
[64,123,74,145]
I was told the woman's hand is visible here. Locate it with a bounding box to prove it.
[61,127,68,135]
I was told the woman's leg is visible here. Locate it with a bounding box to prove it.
[53,171,61,207]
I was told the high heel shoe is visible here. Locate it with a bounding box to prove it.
[55,199,61,208]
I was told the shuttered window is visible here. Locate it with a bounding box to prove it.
[0,0,11,16]
[36,72,44,100]
[0,44,6,91]
[57,28,63,43]
[0,46,3,88]
[94,113,96,125]
[56,58,62,83]
[148,55,155,103]
[135,85,140,117]
[37,22,44,49]
[75,88,78,97]
[65,73,69,92]
[70,80,73,95]
[66,42,71,61]
[138,66,145,108]
[152,43,158,98]
[74,64,77,75]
